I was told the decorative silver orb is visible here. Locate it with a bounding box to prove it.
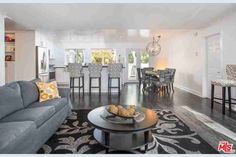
[146,36,161,56]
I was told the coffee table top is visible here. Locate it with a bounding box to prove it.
[87,106,158,133]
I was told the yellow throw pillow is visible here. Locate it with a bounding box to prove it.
[36,81,61,102]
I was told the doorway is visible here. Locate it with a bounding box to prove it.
[127,50,138,81]
[206,33,222,98]
[126,49,150,82]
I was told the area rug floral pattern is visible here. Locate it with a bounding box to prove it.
[37,109,218,154]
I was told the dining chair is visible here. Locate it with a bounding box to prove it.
[165,68,176,92]
[158,70,172,93]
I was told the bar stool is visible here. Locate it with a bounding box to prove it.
[107,63,123,94]
[211,65,236,114]
[88,63,102,95]
[68,63,84,95]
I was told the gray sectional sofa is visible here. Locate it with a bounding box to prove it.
[0,79,72,153]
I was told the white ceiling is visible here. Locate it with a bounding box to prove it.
[1,3,236,31]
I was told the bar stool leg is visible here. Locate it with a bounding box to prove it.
[82,76,84,94]
[211,84,214,109]
[228,87,232,112]
[110,78,112,94]
[99,77,101,95]
[222,87,226,115]
[72,77,75,95]
[70,77,72,91]
[118,78,120,95]
[70,77,72,97]
[108,76,110,94]
[78,77,81,95]
[89,77,91,95]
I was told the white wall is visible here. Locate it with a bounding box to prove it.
[51,31,158,83]
[164,11,236,98]
[165,30,203,96]
[5,30,54,82]
[15,31,36,81]
[53,30,170,82]
[201,11,236,98]
[35,31,55,59]
[0,16,5,85]
[53,31,150,67]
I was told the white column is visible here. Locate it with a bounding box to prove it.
[15,31,36,81]
[0,16,5,85]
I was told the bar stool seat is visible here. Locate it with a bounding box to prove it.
[211,65,236,115]
[108,73,120,78]
[211,79,236,87]
[89,72,101,78]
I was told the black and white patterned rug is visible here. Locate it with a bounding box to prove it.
[37,109,218,154]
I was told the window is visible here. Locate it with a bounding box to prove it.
[65,49,84,65]
[140,50,150,68]
[91,49,116,64]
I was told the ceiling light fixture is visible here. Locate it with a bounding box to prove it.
[146,36,161,56]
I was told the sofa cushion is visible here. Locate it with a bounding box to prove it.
[1,106,55,127]
[0,82,24,119]
[0,121,36,153]
[18,80,40,107]
[28,98,67,112]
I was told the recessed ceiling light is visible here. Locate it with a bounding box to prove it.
[127,29,137,37]
[139,29,150,38]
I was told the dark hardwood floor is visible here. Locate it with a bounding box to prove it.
[71,83,236,149]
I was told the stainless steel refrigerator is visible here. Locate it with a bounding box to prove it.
[36,46,49,82]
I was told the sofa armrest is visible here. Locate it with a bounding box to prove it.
[58,87,72,114]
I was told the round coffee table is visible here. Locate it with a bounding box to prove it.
[87,106,158,153]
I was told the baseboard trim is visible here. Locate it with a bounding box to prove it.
[174,84,202,98]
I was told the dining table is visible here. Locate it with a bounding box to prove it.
[145,70,159,78]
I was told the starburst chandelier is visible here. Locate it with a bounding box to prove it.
[146,36,161,56]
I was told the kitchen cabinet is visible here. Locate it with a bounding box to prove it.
[55,67,70,85]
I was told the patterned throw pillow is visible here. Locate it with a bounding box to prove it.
[36,81,61,102]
